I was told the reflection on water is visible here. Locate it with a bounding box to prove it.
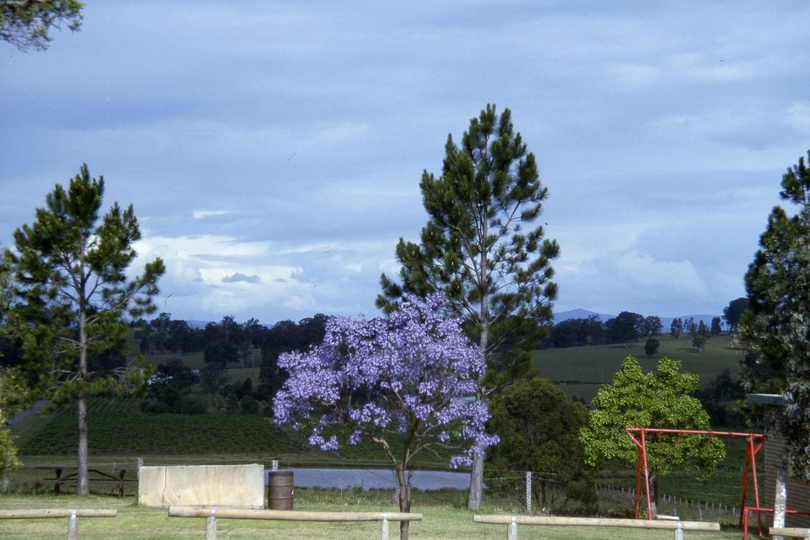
[265,468,470,491]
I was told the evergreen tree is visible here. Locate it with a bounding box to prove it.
[710,316,722,336]
[487,377,595,512]
[669,318,683,339]
[0,0,83,51]
[723,297,748,331]
[1,164,164,494]
[377,104,559,509]
[740,151,810,477]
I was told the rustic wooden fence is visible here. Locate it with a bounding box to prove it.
[473,514,720,540]
[0,508,117,540]
[168,505,422,540]
[770,526,810,539]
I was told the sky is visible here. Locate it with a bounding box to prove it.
[2,1,809,327]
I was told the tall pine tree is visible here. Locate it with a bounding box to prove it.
[377,104,559,509]
[2,164,164,494]
[741,151,810,477]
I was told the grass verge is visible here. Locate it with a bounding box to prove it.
[0,490,746,540]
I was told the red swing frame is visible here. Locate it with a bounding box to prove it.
[625,428,767,533]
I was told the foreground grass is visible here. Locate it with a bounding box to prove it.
[0,491,746,540]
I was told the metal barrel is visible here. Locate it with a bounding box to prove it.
[267,471,294,510]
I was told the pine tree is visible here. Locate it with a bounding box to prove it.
[741,151,810,477]
[0,0,83,51]
[2,164,164,494]
[377,104,559,509]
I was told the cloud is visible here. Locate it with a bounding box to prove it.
[222,272,261,284]
[613,252,708,298]
[193,210,233,219]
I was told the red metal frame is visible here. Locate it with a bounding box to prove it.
[625,428,767,529]
[742,506,810,540]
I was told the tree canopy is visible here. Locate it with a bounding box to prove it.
[740,150,810,477]
[580,356,725,514]
[486,377,595,512]
[377,104,559,509]
[723,297,748,332]
[274,294,495,540]
[1,164,164,494]
[1,0,83,51]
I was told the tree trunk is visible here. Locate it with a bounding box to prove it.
[77,302,89,496]
[540,480,547,511]
[467,450,484,510]
[395,466,412,540]
[468,258,489,510]
[1,456,10,494]
[650,474,659,517]
[77,395,89,495]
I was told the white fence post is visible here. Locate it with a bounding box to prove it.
[67,509,78,540]
[508,515,518,540]
[525,472,532,514]
[381,512,389,540]
[206,507,216,540]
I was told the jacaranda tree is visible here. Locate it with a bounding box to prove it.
[274,293,496,540]
[2,164,164,494]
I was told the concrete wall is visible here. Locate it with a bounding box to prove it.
[139,464,264,508]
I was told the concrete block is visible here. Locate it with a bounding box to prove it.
[138,464,264,508]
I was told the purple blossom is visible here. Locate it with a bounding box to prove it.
[273,292,496,470]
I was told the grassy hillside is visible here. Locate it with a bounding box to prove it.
[11,397,449,466]
[534,332,744,402]
[16,397,306,457]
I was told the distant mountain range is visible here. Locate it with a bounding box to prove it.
[186,320,211,329]
[553,309,722,330]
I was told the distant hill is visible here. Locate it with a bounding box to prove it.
[554,309,723,330]
[553,309,614,323]
[186,320,211,329]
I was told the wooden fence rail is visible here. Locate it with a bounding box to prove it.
[0,509,117,540]
[168,506,422,540]
[770,527,810,539]
[473,514,720,540]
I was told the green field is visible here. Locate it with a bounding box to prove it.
[533,333,744,402]
[0,492,747,540]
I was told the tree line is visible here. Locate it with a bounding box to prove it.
[136,312,329,417]
[545,308,748,351]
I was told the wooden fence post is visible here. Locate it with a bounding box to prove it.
[508,515,517,540]
[206,507,216,540]
[67,509,78,540]
[381,512,388,540]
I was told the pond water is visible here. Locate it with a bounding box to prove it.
[266,468,470,491]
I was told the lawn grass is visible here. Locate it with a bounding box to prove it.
[533,333,745,402]
[0,491,746,540]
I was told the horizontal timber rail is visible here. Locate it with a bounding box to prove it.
[0,509,118,540]
[168,506,422,540]
[769,527,810,538]
[473,515,720,540]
